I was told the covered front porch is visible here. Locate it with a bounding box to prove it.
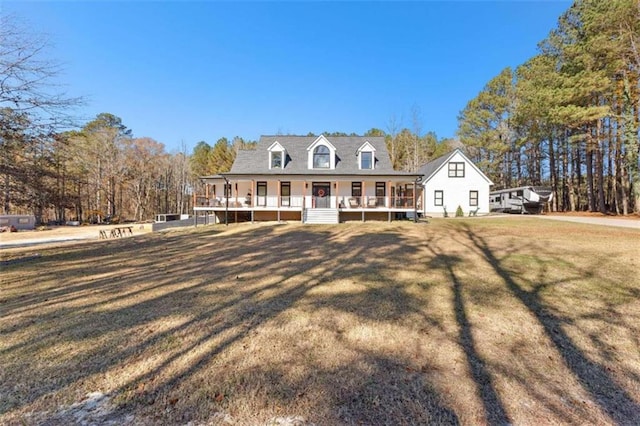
[193,175,422,224]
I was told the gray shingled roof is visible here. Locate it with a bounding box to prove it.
[228,135,414,176]
[418,150,457,181]
[418,148,494,185]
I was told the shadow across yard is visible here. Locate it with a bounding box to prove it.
[1,219,639,425]
[459,222,640,424]
[1,223,458,424]
[427,250,510,425]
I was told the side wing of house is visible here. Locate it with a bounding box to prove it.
[420,150,493,216]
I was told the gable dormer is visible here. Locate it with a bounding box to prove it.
[307,135,337,170]
[356,141,376,170]
[268,141,286,170]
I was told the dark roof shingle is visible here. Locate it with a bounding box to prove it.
[229,135,405,175]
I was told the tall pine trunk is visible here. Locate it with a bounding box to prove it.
[596,119,607,213]
[549,131,558,212]
[585,138,596,212]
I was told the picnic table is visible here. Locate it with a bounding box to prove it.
[99,226,133,239]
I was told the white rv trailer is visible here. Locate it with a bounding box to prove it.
[489,186,553,214]
[0,215,36,230]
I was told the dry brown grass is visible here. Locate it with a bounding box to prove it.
[1,218,639,425]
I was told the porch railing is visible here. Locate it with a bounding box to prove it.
[339,196,415,209]
[195,195,304,208]
[195,195,416,209]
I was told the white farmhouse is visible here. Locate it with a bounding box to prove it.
[418,149,493,217]
[194,135,422,224]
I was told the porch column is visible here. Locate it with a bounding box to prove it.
[251,180,255,223]
[413,180,418,223]
[362,181,366,221]
[335,181,339,208]
[277,180,281,208]
[234,181,238,223]
[234,181,238,204]
[302,181,307,212]
[387,181,391,208]
[362,181,366,206]
[277,180,281,222]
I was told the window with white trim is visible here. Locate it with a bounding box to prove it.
[313,145,330,168]
[268,141,286,170]
[434,190,444,206]
[271,151,283,169]
[360,151,373,169]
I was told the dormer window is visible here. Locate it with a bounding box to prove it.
[357,141,376,170]
[271,151,283,169]
[268,141,286,170]
[361,151,373,169]
[313,146,330,168]
[307,135,337,169]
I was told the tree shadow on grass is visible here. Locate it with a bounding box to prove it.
[425,248,511,425]
[459,222,640,424]
[1,223,458,424]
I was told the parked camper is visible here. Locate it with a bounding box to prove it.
[0,215,36,231]
[490,186,553,214]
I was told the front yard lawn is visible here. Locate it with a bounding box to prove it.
[1,218,639,424]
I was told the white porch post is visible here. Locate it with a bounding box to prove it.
[277,180,281,222]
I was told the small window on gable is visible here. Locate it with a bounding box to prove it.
[313,145,330,169]
[271,151,283,169]
[448,162,465,178]
[361,151,373,169]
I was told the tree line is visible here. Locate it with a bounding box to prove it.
[457,0,640,214]
[4,1,638,224]
[0,14,255,224]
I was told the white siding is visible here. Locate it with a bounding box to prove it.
[422,152,491,216]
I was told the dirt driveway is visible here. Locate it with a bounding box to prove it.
[536,214,640,229]
[0,224,152,249]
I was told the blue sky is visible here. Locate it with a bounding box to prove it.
[4,1,571,153]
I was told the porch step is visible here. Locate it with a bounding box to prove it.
[303,208,339,224]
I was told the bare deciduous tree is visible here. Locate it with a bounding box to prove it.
[0,14,82,220]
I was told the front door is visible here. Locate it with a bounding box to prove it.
[312,182,331,208]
